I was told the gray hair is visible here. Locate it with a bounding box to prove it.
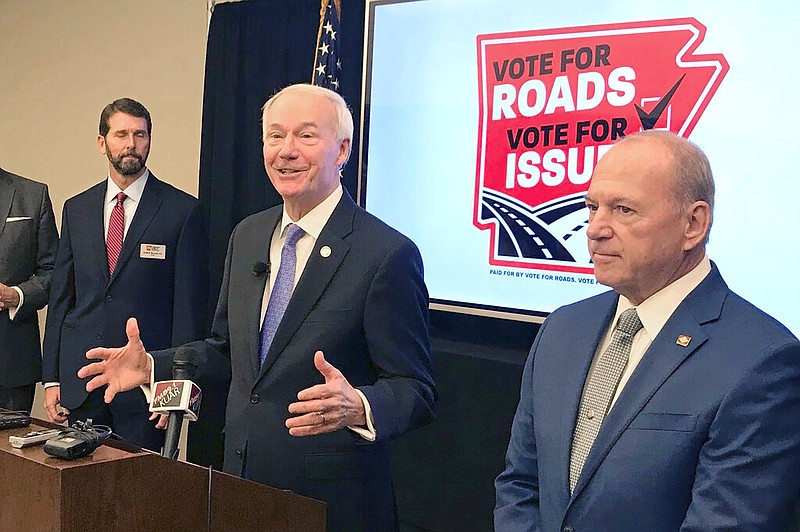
[261,84,353,164]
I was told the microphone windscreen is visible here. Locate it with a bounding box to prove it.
[173,346,199,380]
[150,380,202,421]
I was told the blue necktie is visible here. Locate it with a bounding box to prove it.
[259,224,305,366]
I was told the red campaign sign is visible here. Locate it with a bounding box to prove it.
[474,18,728,273]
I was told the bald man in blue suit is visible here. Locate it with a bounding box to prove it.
[495,131,800,531]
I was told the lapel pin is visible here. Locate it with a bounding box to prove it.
[676,335,691,347]
[320,245,331,258]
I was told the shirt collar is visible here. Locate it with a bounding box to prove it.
[615,255,712,340]
[278,184,343,239]
[105,169,149,205]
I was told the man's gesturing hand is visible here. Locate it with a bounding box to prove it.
[78,317,151,404]
[0,283,20,311]
[286,351,367,437]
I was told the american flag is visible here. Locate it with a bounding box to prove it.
[312,0,341,91]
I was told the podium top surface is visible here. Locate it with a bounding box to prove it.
[0,418,149,469]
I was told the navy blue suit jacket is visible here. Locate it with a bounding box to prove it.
[43,174,208,408]
[495,266,800,531]
[0,169,58,388]
[153,191,436,531]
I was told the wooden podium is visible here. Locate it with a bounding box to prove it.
[0,419,325,531]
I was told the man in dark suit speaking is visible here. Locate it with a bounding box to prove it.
[0,168,58,412]
[77,84,436,531]
[494,131,800,531]
[42,98,208,451]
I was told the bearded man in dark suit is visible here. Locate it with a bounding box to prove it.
[42,98,208,451]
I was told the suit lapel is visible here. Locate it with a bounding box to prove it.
[110,174,163,284]
[0,171,13,240]
[569,268,727,500]
[248,210,281,376]
[257,194,355,377]
[85,182,111,285]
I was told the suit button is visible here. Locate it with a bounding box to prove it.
[96,332,103,339]
[562,527,574,532]
[250,394,259,404]
[105,295,112,302]
[235,449,243,458]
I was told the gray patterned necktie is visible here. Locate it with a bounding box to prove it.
[569,307,643,493]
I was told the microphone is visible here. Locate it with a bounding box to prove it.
[252,261,269,276]
[150,346,202,459]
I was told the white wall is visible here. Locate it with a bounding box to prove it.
[0,0,209,421]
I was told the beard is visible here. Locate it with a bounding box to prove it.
[107,147,147,176]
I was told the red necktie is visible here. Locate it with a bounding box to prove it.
[107,192,127,275]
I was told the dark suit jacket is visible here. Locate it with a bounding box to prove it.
[495,266,800,531]
[154,191,436,531]
[0,169,58,388]
[43,173,208,409]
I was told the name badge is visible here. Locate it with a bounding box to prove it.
[140,243,166,260]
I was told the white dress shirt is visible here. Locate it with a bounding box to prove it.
[259,184,343,323]
[103,170,149,241]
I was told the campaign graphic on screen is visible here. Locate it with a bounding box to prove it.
[361,0,800,335]
[474,19,728,273]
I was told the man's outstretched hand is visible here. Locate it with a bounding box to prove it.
[78,317,151,404]
[286,351,367,437]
